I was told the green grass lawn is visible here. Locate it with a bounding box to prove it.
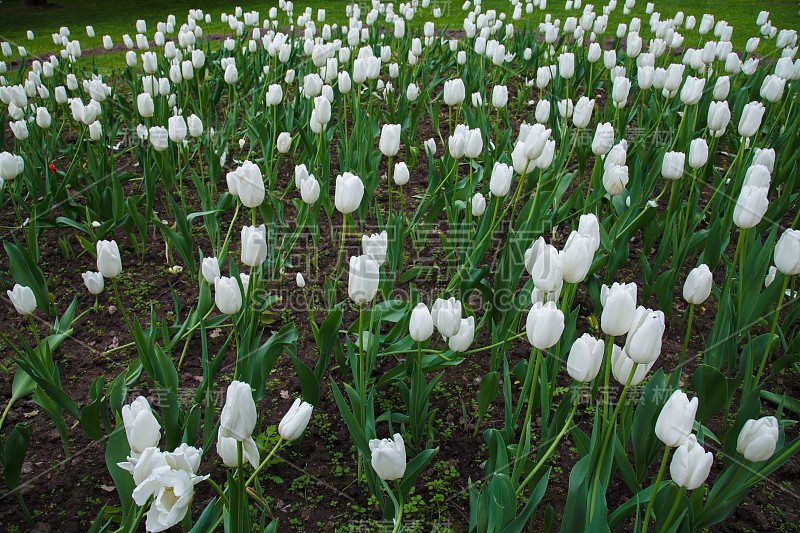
[0,0,798,74]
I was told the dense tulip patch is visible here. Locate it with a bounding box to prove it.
[1,0,800,531]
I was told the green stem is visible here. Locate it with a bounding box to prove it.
[246,437,284,487]
[112,278,132,334]
[642,446,672,533]
[218,201,241,258]
[658,486,685,533]
[678,304,695,373]
[755,275,790,386]
[206,478,230,505]
[27,316,41,350]
[516,393,579,495]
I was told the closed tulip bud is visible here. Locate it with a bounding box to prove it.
[471,92,483,108]
[588,42,602,62]
[224,64,238,84]
[219,381,257,444]
[217,431,259,469]
[592,122,614,155]
[624,306,665,364]
[535,99,551,124]
[337,71,351,94]
[567,334,604,382]
[662,151,686,180]
[765,266,777,287]
[241,225,267,267]
[201,257,220,284]
[335,172,364,214]
[187,114,203,138]
[300,175,320,205]
[121,397,161,455]
[10,120,28,141]
[752,148,775,173]
[738,101,765,138]
[492,85,508,108]
[386,161,407,188]
[527,241,564,294]
[526,301,565,349]
[369,434,406,480]
[612,76,631,107]
[737,416,779,461]
[405,83,419,102]
[168,115,187,143]
[214,276,242,314]
[604,49,617,70]
[276,131,291,153]
[713,76,730,100]
[348,254,380,304]
[472,193,486,217]
[601,282,637,336]
[671,434,713,490]
[82,271,104,295]
[97,240,122,278]
[431,297,462,338]
[558,98,574,119]
[562,231,596,283]
[149,126,168,151]
[278,398,313,440]
[362,231,388,266]
[578,214,601,249]
[681,264,713,304]
[379,123,401,157]
[707,101,731,137]
[7,284,36,316]
[443,78,465,106]
[409,303,434,342]
[688,139,708,169]
[536,66,552,89]
[656,390,698,447]
[34,106,51,129]
[603,164,629,196]
[774,229,800,275]
[558,52,575,79]
[229,161,265,208]
[573,96,594,128]
[313,96,331,125]
[490,162,513,197]
[733,185,769,229]
[760,75,785,103]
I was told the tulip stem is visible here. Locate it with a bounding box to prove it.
[387,155,393,214]
[246,437,284,487]
[601,334,614,427]
[678,304,695,374]
[112,278,132,334]
[218,201,241,259]
[755,274,790,387]
[516,392,579,496]
[659,486,685,533]
[517,347,542,454]
[333,215,348,297]
[642,446,672,533]
[237,439,245,493]
[206,478,230,505]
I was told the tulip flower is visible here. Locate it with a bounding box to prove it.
[655,390,698,447]
[578,214,601,251]
[88,121,102,141]
[409,303,434,342]
[214,276,242,314]
[713,76,730,100]
[472,193,486,217]
[448,316,475,352]
[369,434,406,481]
[562,231,595,283]
[276,132,291,153]
[224,64,238,84]
[294,272,305,289]
[611,343,654,385]
[611,76,631,108]
[300,175,320,205]
[227,161,265,208]
[526,301,565,350]
[348,254,379,304]
[670,434,713,490]
[535,99,550,124]
[600,282,637,336]
[743,165,771,189]
[219,381,257,444]
[753,148,775,174]
[688,139,709,169]
[97,240,122,279]
[567,334,605,382]
[683,265,713,304]
[738,101,765,138]
[760,75,785,103]
[133,465,206,532]
[379,123,401,157]
[122,396,161,455]
[137,93,154,118]
[36,107,51,129]
[278,398,313,441]
[573,96,594,128]
[201,257,220,284]
[241,225,267,267]
[266,84,283,106]
[592,123,614,155]
[430,297,462,338]
[662,151,686,180]
[680,76,705,105]
[82,271,104,295]
[168,115,187,143]
[558,52,575,79]
[463,128,483,159]
[149,126,169,151]
[393,162,409,186]
[491,85,508,108]
[7,284,36,316]
[526,240,564,294]
[602,164,629,196]
[188,115,203,138]
[707,101,731,137]
[624,306,665,364]
[733,185,769,229]
[443,78,465,106]
[362,231,388,266]
[775,229,800,275]
[489,162,513,197]
[737,416,779,461]
[335,172,364,214]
